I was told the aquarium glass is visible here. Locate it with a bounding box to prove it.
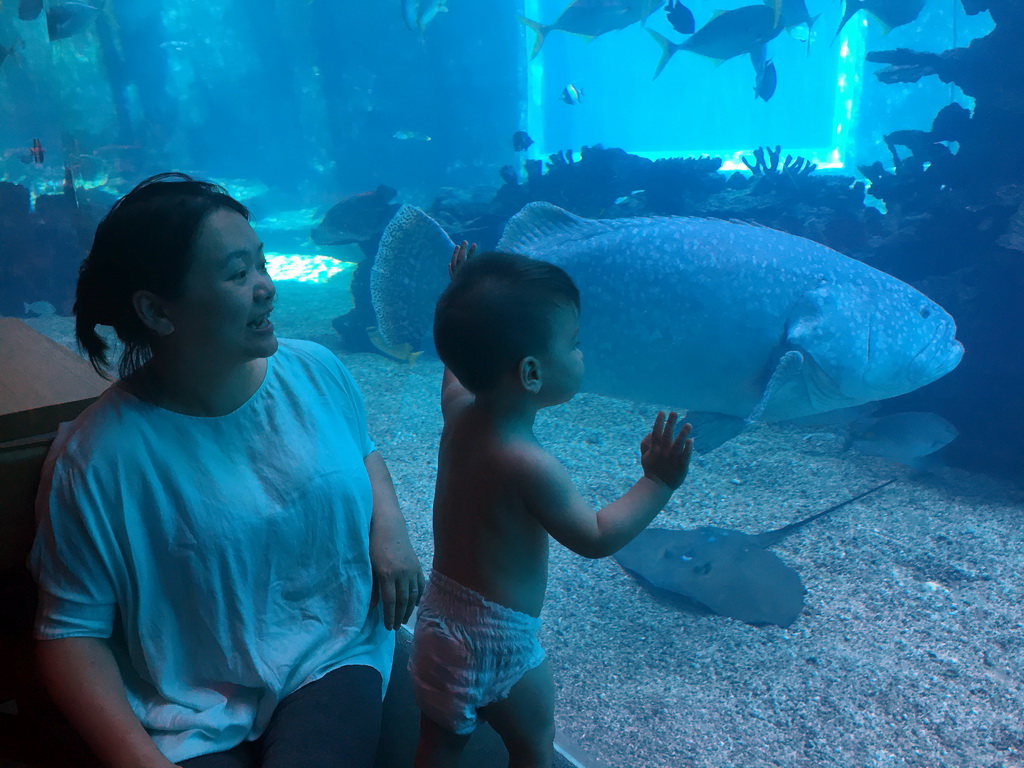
[0,2,1020,768]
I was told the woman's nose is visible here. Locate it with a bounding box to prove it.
[256,272,275,301]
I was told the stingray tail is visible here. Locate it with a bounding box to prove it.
[370,205,454,351]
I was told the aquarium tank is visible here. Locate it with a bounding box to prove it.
[1,1,1022,767]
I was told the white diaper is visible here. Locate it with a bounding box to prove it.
[408,570,546,735]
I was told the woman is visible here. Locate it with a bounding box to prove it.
[29,173,424,768]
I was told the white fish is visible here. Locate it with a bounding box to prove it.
[371,203,964,450]
[847,411,959,464]
[401,0,447,35]
[23,300,56,317]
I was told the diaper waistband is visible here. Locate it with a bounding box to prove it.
[421,570,542,635]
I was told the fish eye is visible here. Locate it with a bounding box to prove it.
[920,306,931,319]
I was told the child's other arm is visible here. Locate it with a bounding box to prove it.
[521,412,693,559]
[441,366,473,421]
[440,240,477,421]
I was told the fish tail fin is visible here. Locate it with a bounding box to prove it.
[648,29,677,79]
[832,0,861,45]
[519,17,547,60]
[370,205,454,351]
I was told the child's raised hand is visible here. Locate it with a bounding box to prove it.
[640,411,693,490]
[449,240,477,281]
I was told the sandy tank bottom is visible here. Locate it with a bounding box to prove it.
[24,309,1024,768]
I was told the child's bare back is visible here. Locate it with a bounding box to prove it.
[432,400,564,618]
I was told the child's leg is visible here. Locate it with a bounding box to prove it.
[414,713,471,768]
[480,659,555,768]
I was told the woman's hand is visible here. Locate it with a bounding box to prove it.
[365,451,425,630]
[370,528,425,631]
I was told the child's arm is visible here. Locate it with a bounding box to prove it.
[520,412,693,559]
[440,241,477,421]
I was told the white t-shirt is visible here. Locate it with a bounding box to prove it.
[29,338,395,762]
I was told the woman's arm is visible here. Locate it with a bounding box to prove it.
[36,636,177,768]
[364,451,425,630]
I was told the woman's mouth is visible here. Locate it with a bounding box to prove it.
[247,311,273,331]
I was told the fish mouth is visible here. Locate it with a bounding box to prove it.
[907,320,964,384]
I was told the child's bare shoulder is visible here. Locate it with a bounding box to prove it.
[495,437,575,498]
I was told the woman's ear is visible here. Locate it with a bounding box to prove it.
[518,356,542,394]
[132,290,175,336]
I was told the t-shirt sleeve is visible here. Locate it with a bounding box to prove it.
[28,447,118,640]
[303,342,376,458]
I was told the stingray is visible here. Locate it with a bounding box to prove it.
[613,479,896,628]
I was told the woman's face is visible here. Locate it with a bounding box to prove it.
[163,208,278,366]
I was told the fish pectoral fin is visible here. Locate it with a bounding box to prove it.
[749,350,805,422]
[682,412,749,453]
[367,326,420,364]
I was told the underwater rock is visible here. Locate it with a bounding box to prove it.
[996,196,1024,253]
[855,0,1024,483]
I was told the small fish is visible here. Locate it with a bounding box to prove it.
[46,1,101,41]
[833,0,926,42]
[520,0,661,60]
[27,138,45,165]
[649,5,783,79]
[18,0,42,20]
[159,40,192,52]
[23,300,57,317]
[561,83,583,105]
[0,38,24,69]
[393,130,432,141]
[512,130,534,152]
[401,0,447,35]
[846,411,958,467]
[366,326,423,365]
[754,58,777,101]
[665,0,695,34]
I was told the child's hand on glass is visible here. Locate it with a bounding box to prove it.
[449,240,477,281]
[640,411,694,490]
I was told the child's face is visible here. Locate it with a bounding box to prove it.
[539,303,584,405]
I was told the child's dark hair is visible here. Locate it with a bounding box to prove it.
[74,172,250,379]
[433,252,580,393]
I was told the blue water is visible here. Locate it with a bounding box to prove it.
[2,2,1022,766]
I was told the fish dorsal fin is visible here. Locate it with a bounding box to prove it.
[371,205,453,347]
[498,201,614,254]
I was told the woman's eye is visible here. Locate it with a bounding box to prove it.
[233,270,247,280]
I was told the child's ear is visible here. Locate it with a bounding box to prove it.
[519,356,542,394]
[132,290,175,336]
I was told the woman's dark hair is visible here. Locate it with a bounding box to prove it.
[74,172,250,379]
[433,252,580,394]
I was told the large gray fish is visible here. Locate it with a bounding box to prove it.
[371,203,963,450]
[833,0,926,42]
[520,0,661,60]
[649,4,782,78]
